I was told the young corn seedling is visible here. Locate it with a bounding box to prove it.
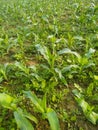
[0,93,38,130]
[24,91,61,130]
[73,84,98,125]
[35,44,67,85]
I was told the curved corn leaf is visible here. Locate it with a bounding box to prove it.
[35,44,49,62]
[58,48,81,59]
[73,89,98,125]
[55,68,67,85]
[14,62,29,75]
[47,108,60,130]
[24,111,38,124]
[24,91,44,113]
[14,108,34,130]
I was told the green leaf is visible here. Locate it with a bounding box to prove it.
[85,48,95,58]
[94,75,98,80]
[24,91,44,113]
[42,94,47,112]
[55,68,67,85]
[14,108,34,130]
[0,64,8,80]
[15,62,29,75]
[90,94,98,101]
[62,65,78,73]
[0,93,16,110]
[35,44,49,62]
[74,83,83,93]
[78,99,88,113]
[86,83,94,96]
[47,108,60,130]
[58,48,81,59]
[88,112,98,125]
[73,90,98,124]
[74,36,84,41]
[23,111,38,124]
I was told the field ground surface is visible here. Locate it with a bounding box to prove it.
[0,0,98,130]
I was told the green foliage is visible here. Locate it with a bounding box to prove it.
[47,108,60,130]
[58,48,81,59]
[0,93,37,130]
[24,91,60,130]
[0,0,98,129]
[24,91,45,113]
[14,108,34,130]
[73,87,98,125]
[0,93,16,110]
